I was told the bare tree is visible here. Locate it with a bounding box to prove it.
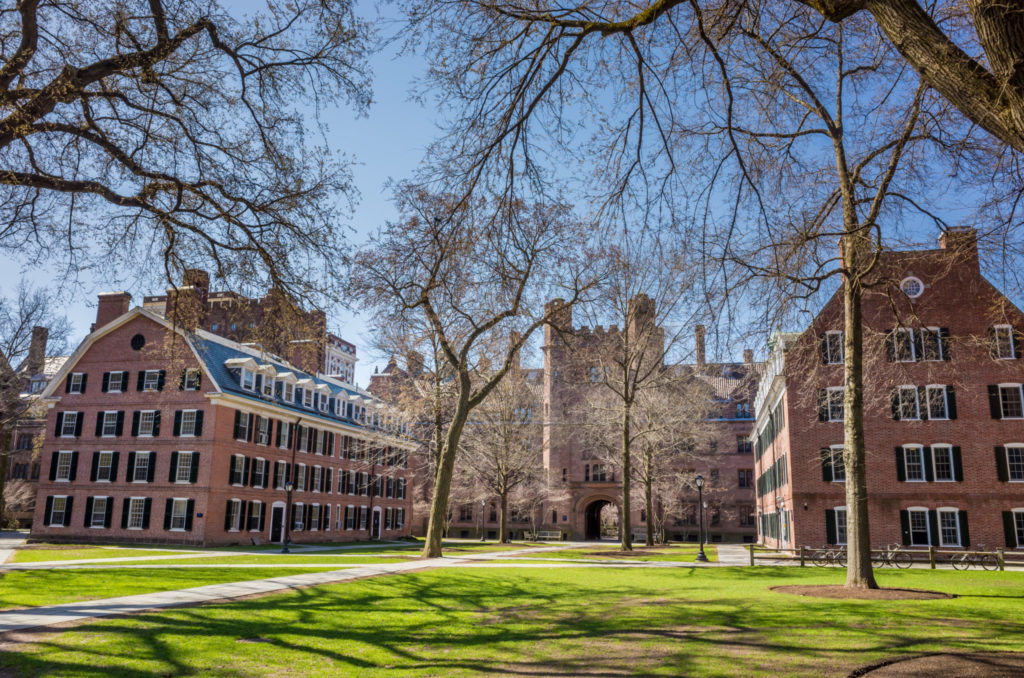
[460,363,543,542]
[351,187,596,557]
[509,476,571,540]
[0,0,372,301]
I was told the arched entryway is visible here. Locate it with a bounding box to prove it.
[584,499,616,540]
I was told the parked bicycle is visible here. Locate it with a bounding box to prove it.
[872,543,913,568]
[950,545,999,571]
[811,545,846,567]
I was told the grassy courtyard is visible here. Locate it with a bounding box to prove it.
[2,566,1022,677]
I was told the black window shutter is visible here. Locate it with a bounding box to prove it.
[163,498,173,530]
[168,452,179,483]
[952,446,963,482]
[1014,328,1022,359]
[258,504,266,532]
[142,498,152,529]
[74,412,83,436]
[249,457,258,486]
[305,503,312,528]
[817,389,827,422]
[179,369,186,390]
[247,416,255,442]
[989,327,998,358]
[115,411,124,436]
[946,386,957,420]
[95,411,104,437]
[190,453,200,483]
[157,371,165,391]
[890,389,901,421]
[885,330,896,362]
[959,510,970,547]
[195,372,201,390]
[996,446,1010,482]
[126,452,136,481]
[824,509,836,545]
[990,385,1003,419]
[255,373,263,393]
[63,496,73,526]
[274,420,282,448]
[54,412,63,437]
[928,510,939,546]
[1004,512,1019,549]
[273,461,281,488]
[153,411,161,436]
[185,499,194,531]
[80,373,87,392]
[104,497,113,527]
[821,448,833,482]
[917,387,928,420]
[242,456,250,486]
[146,453,155,482]
[940,327,951,360]
[193,411,203,436]
[913,331,924,361]
[131,411,140,436]
[327,433,335,457]
[895,447,906,482]
[819,335,828,363]
[90,452,99,482]
[900,510,910,546]
[102,372,110,393]
[923,446,934,482]
[137,371,145,391]
[173,411,182,436]
[233,410,241,439]
[65,375,71,393]
[43,496,53,526]
[121,497,130,529]
[225,500,234,531]
[326,470,333,493]
[245,501,253,530]
[69,451,78,481]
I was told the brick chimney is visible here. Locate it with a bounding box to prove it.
[93,292,132,331]
[166,269,210,330]
[939,227,978,270]
[695,325,706,369]
[743,348,753,364]
[26,326,47,376]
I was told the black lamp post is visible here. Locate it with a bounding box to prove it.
[282,480,294,553]
[695,474,708,562]
[480,499,487,541]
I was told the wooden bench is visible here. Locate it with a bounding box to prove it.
[534,530,563,541]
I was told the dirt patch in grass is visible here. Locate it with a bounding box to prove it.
[851,652,1024,677]
[771,585,953,600]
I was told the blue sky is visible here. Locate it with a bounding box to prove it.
[0,1,436,388]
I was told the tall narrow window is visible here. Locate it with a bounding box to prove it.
[49,496,68,526]
[938,509,961,546]
[908,508,930,545]
[920,328,944,361]
[127,497,146,529]
[903,446,925,481]
[926,386,949,420]
[834,507,848,545]
[933,445,955,482]
[55,451,74,481]
[90,497,108,527]
[830,446,846,482]
[994,325,1016,359]
[894,328,916,362]
[827,387,844,422]
[60,412,78,437]
[1000,385,1024,419]
[175,452,193,483]
[823,331,843,364]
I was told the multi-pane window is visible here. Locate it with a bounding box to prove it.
[107,371,125,392]
[226,499,242,531]
[138,410,157,436]
[909,508,930,545]
[823,331,843,364]
[345,506,356,529]
[310,504,321,530]
[311,466,322,492]
[61,412,78,437]
[183,368,201,390]
[230,455,245,485]
[68,373,85,393]
[248,501,262,531]
[142,370,161,391]
[235,412,252,441]
[241,369,255,391]
[175,452,193,483]
[49,496,68,526]
[897,387,920,420]
[90,497,107,527]
[396,508,405,529]
[275,462,288,490]
[315,431,327,455]
[933,445,955,482]
[303,389,314,409]
[894,328,916,362]
[262,376,275,397]
[830,445,846,482]
[96,451,114,481]
[295,464,307,491]
[180,410,198,436]
[1015,512,1024,547]
[319,394,329,412]
[1007,446,1024,481]
[904,446,926,481]
[738,469,753,488]
[255,417,270,445]
[169,499,189,530]
[278,422,291,449]
[939,509,961,546]
[926,386,948,420]
[101,411,119,436]
[1000,385,1024,419]
[835,507,848,545]
[252,458,267,488]
[358,506,369,530]
[127,497,146,529]
[55,451,74,481]
[283,383,294,402]
[920,328,944,361]
[827,387,844,422]
[133,452,151,482]
[994,325,1016,359]
[298,426,311,453]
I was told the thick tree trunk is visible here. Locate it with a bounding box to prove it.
[620,401,632,551]
[423,400,470,558]
[500,491,508,543]
[841,236,879,589]
[644,473,653,546]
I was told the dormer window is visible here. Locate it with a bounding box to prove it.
[303,388,313,409]
[262,377,275,397]
[284,383,294,402]
[241,369,255,391]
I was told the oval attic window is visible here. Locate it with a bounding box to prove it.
[130,334,146,351]
[900,276,923,298]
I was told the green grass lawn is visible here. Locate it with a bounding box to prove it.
[0,567,338,611]
[3,566,1022,677]
[60,555,417,566]
[8,547,199,563]
[515,543,718,562]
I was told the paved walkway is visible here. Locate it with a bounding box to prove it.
[0,531,28,565]
[716,544,754,566]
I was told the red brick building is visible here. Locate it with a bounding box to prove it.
[754,228,1024,552]
[32,298,413,546]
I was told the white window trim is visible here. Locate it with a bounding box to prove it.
[922,326,944,361]
[101,410,119,437]
[907,505,931,546]
[930,443,956,483]
[829,445,845,482]
[999,383,1024,420]
[1012,508,1024,549]
[824,330,843,364]
[49,495,69,527]
[180,409,199,437]
[227,498,242,532]
[240,368,255,391]
[175,451,193,484]
[896,327,917,362]
[898,385,920,421]
[903,444,927,482]
[900,276,924,298]
[937,506,962,547]
[184,368,201,391]
[138,410,157,438]
[54,450,74,482]
[925,384,948,420]
[278,422,291,450]
[107,372,125,393]
[142,370,161,391]
[127,496,147,530]
[68,373,85,393]
[231,454,245,487]
[253,457,267,488]
[89,496,108,528]
[169,497,189,531]
[1005,444,1024,483]
[96,450,114,483]
[132,451,153,483]
[60,412,78,438]
[248,500,263,532]
[995,324,1016,360]
[826,386,844,422]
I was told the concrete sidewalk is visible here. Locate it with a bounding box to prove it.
[0,531,28,565]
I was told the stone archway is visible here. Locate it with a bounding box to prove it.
[584,499,614,540]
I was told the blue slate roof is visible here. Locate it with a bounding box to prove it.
[189,333,376,430]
